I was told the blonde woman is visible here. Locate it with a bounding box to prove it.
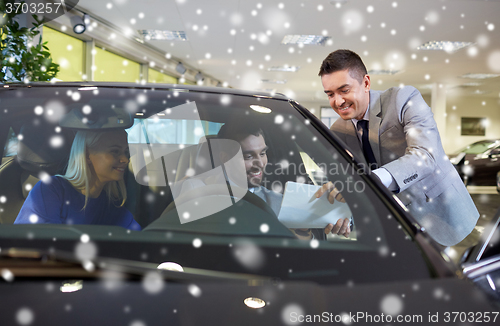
[15,129,140,230]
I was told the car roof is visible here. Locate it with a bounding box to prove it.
[3,81,291,101]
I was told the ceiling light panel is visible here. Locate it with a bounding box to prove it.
[460,82,482,87]
[268,66,300,72]
[460,73,500,79]
[368,69,401,75]
[140,30,188,41]
[417,41,473,52]
[281,35,331,45]
[261,79,287,84]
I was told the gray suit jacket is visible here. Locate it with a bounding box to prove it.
[330,86,479,246]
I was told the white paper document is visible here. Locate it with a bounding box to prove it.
[277,182,352,229]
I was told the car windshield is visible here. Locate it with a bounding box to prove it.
[0,84,434,286]
[456,140,500,155]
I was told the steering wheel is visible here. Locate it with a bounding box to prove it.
[161,184,277,218]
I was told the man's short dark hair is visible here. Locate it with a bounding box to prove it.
[217,122,264,143]
[318,49,368,83]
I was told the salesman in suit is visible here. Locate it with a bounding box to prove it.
[316,49,479,246]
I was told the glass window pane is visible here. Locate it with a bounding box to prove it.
[42,27,84,81]
[148,69,177,84]
[94,48,140,82]
[2,128,18,157]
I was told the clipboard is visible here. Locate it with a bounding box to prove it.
[277,181,352,228]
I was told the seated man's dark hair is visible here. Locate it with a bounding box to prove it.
[217,122,264,143]
[318,49,368,83]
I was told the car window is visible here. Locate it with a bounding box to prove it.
[120,91,430,282]
[0,85,434,285]
[490,147,500,156]
[3,128,18,158]
[458,140,500,154]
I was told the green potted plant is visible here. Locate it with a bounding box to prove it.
[1,0,60,83]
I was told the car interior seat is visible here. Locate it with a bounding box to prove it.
[0,123,74,224]
[128,135,221,227]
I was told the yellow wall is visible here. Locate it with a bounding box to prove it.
[148,68,177,84]
[93,47,140,82]
[42,27,84,81]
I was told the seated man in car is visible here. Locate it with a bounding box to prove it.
[205,122,351,239]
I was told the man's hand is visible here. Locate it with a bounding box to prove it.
[324,218,351,238]
[314,182,350,237]
[315,181,346,204]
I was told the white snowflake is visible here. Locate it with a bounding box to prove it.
[341,10,364,34]
[192,238,202,248]
[188,284,202,297]
[281,303,304,325]
[49,135,64,148]
[142,271,164,294]
[1,268,14,282]
[80,234,90,243]
[129,320,146,326]
[380,294,403,315]
[34,106,43,115]
[16,308,34,325]
[232,240,265,271]
[29,214,38,224]
[487,51,500,72]
[75,241,97,261]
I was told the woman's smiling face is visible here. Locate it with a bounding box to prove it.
[87,130,130,184]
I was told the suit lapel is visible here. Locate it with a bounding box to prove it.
[253,186,266,202]
[339,119,363,160]
[368,90,382,164]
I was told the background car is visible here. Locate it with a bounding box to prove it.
[497,171,500,194]
[0,82,499,325]
[450,139,500,186]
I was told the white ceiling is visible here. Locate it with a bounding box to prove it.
[75,0,500,104]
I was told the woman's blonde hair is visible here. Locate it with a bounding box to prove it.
[62,130,128,209]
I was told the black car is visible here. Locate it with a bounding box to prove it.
[0,82,499,325]
[450,140,500,186]
[497,171,500,193]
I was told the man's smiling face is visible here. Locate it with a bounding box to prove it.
[239,134,268,188]
[321,69,371,121]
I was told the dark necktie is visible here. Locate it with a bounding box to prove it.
[357,120,378,170]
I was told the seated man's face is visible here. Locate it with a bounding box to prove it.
[239,134,268,188]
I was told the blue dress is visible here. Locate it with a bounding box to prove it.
[14,176,141,230]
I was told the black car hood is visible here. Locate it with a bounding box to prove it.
[1,276,497,325]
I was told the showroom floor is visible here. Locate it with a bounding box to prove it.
[449,186,500,263]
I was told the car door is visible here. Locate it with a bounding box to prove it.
[470,145,500,186]
[462,209,500,302]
